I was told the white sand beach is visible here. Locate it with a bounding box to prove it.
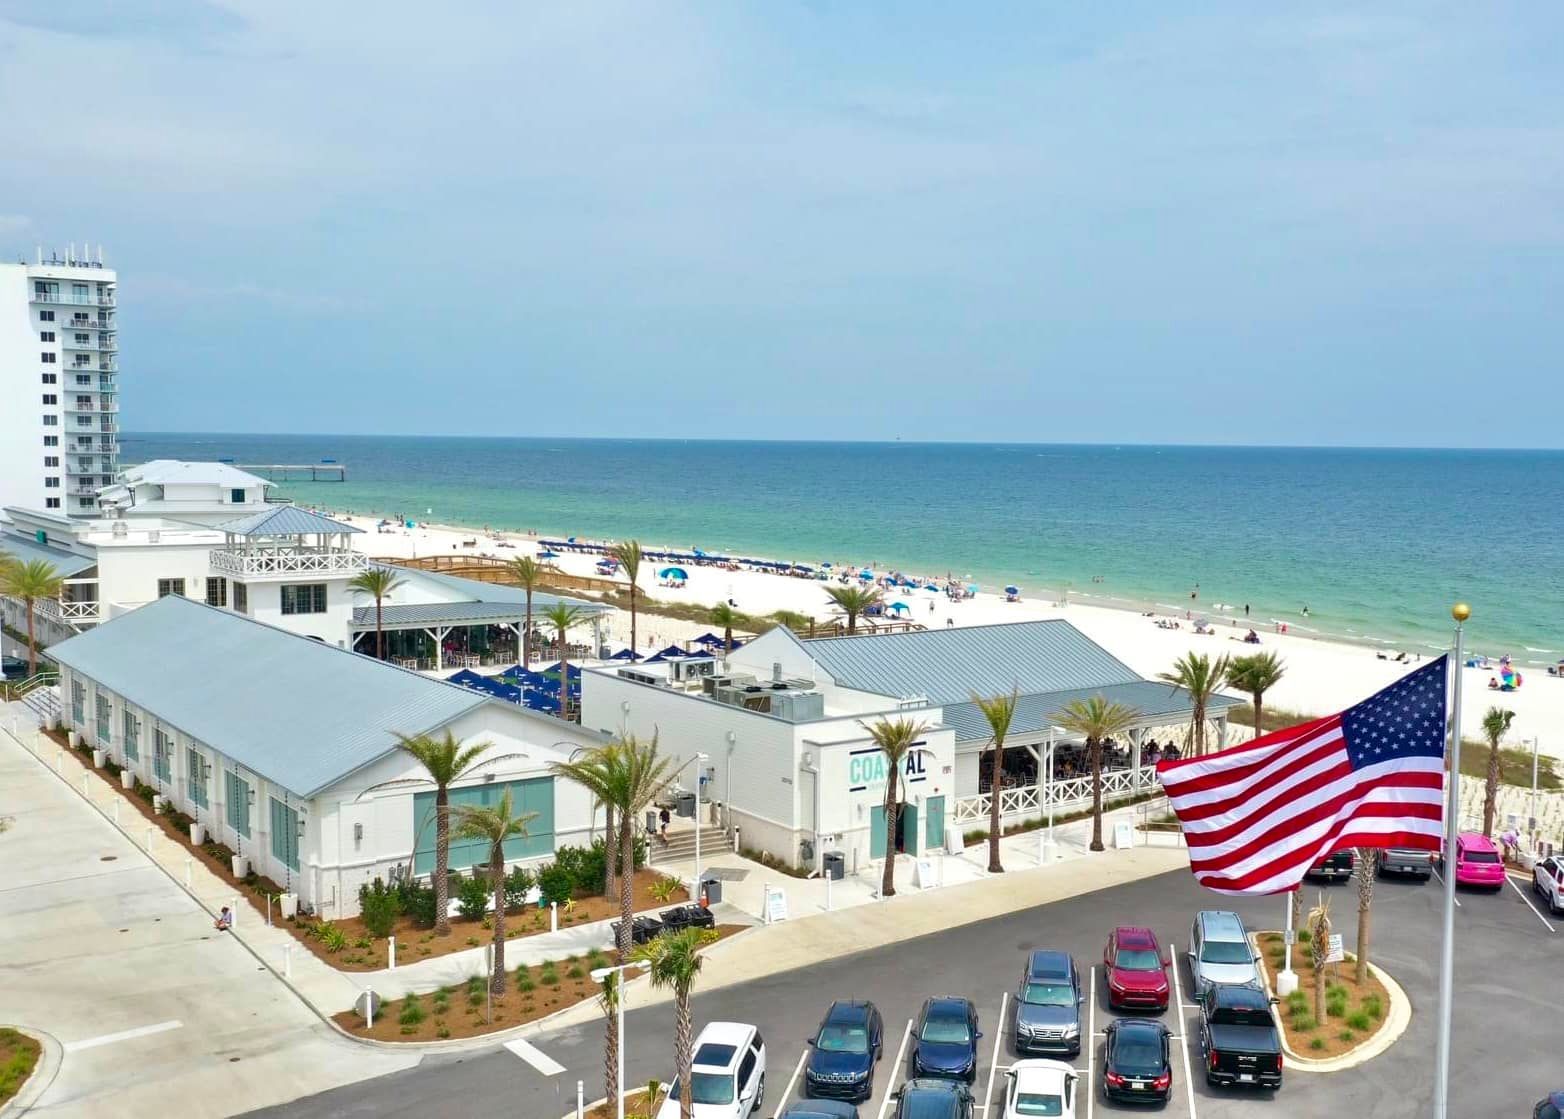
[337,513,1564,764]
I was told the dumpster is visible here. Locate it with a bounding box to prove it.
[675,792,697,818]
[612,914,664,945]
[698,873,723,905]
[659,904,715,932]
[822,850,845,881]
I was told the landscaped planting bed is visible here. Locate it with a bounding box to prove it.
[1255,931,1391,1059]
[0,1027,41,1106]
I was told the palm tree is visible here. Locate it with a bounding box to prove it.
[347,567,406,660]
[1226,652,1285,738]
[824,585,882,635]
[1306,894,1332,1023]
[972,689,1018,874]
[507,555,543,668]
[609,539,645,654]
[596,967,622,1113]
[1353,847,1378,985]
[0,558,64,676]
[709,603,739,653]
[1055,695,1140,852]
[451,787,537,995]
[540,602,590,720]
[549,745,621,901]
[1157,652,1230,758]
[1481,706,1516,836]
[861,716,928,897]
[632,927,719,1119]
[396,730,490,937]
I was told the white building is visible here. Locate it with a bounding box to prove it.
[580,620,1241,873]
[0,249,119,518]
[96,459,276,525]
[48,595,607,918]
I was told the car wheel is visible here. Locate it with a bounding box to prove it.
[751,1073,764,1112]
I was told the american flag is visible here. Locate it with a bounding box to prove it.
[1157,656,1449,895]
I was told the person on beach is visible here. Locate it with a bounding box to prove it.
[214,907,233,932]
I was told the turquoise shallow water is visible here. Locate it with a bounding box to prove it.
[124,433,1564,663]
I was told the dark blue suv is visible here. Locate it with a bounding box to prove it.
[909,997,980,1083]
[893,1079,973,1119]
[804,1000,883,1102]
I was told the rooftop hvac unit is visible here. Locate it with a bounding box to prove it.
[619,668,663,687]
[769,691,825,721]
[668,656,717,683]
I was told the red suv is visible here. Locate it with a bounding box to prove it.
[1103,926,1171,1012]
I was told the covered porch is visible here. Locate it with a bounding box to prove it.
[349,601,607,672]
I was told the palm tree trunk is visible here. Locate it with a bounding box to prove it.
[434,789,452,936]
[618,806,635,955]
[1483,741,1501,836]
[375,595,384,660]
[847,610,857,636]
[603,804,618,901]
[881,769,900,898]
[1252,695,1263,737]
[25,600,37,676]
[629,583,638,657]
[1355,869,1373,985]
[1313,958,1325,1023]
[523,590,532,668]
[1290,889,1303,943]
[603,995,619,1115]
[1192,700,1205,757]
[987,741,1005,873]
[676,988,694,1119]
[489,846,506,995]
[1089,737,1105,852]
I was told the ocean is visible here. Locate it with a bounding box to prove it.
[123,433,1563,664]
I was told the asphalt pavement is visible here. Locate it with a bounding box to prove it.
[243,865,1561,1119]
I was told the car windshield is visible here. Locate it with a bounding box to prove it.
[1022,982,1075,1007]
[670,1072,734,1105]
[1464,850,1500,864]
[816,1025,869,1053]
[1114,947,1161,970]
[1538,1103,1562,1119]
[1113,1035,1163,1074]
[1200,941,1253,965]
[1012,1091,1064,1116]
[920,1014,971,1044]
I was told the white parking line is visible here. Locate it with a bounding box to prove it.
[877,1019,914,1119]
[979,990,1009,1116]
[1507,875,1556,932]
[503,1037,564,1076]
[1085,966,1095,1119]
[770,1049,810,1118]
[64,1019,183,1053]
[1430,867,1462,906]
[1167,941,1198,1119]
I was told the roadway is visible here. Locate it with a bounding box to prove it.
[245,864,1561,1119]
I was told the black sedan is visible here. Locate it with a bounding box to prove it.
[1,655,28,681]
[804,1000,883,1102]
[909,997,980,1083]
[892,1079,973,1119]
[1102,1018,1172,1104]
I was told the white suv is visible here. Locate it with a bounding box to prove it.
[1533,855,1564,915]
[657,1021,767,1118]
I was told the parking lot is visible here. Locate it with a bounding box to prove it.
[248,861,1563,1119]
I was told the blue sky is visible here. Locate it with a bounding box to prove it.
[2,2,1559,445]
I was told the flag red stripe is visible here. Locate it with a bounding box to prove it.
[1156,713,1340,782]
[1192,806,1445,893]
[1171,737,1349,825]
[1188,794,1445,878]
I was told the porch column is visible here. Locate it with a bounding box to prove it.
[423,626,451,671]
[591,613,604,658]
[1130,727,1145,791]
[1216,714,1229,751]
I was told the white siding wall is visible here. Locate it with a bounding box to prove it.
[242,575,357,646]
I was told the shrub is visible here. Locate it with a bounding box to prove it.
[1290,1013,1316,1031]
[1361,995,1384,1019]
[1309,1037,1326,1051]
[1297,930,1312,944]
[1338,1030,1356,1043]
[566,963,584,980]
[518,974,536,994]
[504,865,536,911]
[1327,983,1348,998]
[536,863,575,906]
[1325,995,1347,1019]
[317,922,349,954]
[552,842,608,896]
[1344,1011,1372,1031]
[586,948,608,969]
[539,963,559,987]
[358,878,402,939]
[436,1024,451,1039]
[649,876,684,904]
[454,871,493,922]
[133,779,157,804]
[399,993,425,1026]
[1284,990,1308,1012]
[396,879,438,929]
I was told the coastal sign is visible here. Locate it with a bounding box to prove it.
[846,745,929,793]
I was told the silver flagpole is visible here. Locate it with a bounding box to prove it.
[1433,602,1469,1119]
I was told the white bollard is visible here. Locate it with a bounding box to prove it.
[56,750,63,771]
[284,943,293,979]
[145,826,154,852]
[365,989,374,1029]
[388,936,396,970]
[576,1080,584,1119]
[82,773,90,797]
[551,901,558,933]
[825,871,833,912]
[113,799,121,825]
[266,895,272,927]
[185,858,193,889]
[229,897,238,928]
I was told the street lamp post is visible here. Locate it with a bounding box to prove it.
[592,961,648,1119]
[671,752,712,903]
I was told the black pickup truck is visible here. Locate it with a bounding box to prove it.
[1197,984,1283,1090]
[1305,848,1356,882]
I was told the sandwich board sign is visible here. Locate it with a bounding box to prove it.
[763,885,789,925]
[1113,820,1135,850]
[1325,934,1345,964]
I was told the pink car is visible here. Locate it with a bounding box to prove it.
[1444,832,1506,890]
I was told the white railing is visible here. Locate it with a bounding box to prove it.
[33,598,101,626]
[953,767,1161,825]
[209,548,369,578]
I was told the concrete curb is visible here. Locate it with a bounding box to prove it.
[1251,932,1410,1073]
[0,1025,62,1119]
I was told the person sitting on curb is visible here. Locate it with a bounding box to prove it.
[214,906,233,932]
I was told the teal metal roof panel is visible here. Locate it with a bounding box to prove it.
[0,535,96,578]
[803,620,1142,705]
[47,595,487,796]
[215,505,362,537]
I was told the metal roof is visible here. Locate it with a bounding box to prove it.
[0,534,96,578]
[121,460,272,489]
[941,679,1245,743]
[215,505,362,537]
[386,566,608,614]
[800,620,1143,704]
[46,595,487,797]
[351,601,537,628]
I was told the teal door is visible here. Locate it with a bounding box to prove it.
[870,805,886,859]
[899,803,919,853]
[924,796,945,851]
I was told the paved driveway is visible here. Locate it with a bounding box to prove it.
[245,861,1561,1119]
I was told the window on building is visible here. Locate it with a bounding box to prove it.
[230,488,245,504]
[77,497,94,509]
[41,372,56,384]
[188,747,209,808]
[233,581,248,614]
[412,778,556,873]
[156,578,186,598]
[74,332,90,344]
[74,374,91,385]
[41,352,56,363]
[270,797,300,871]
[43,456,58,467]
[38,309,55,321]
[42,415,58,426]
[44,478,59,489]
[39,330,55,342]
[123,711,139,761]
[43,435,58,446]
[96,694,112,745]
[280,583,327,615]
[225,770,251,838]
[205,577,227,607]
[152,727,173,784]
[45,498,60,509]
[70,681,85,723]
[42,393,57,404]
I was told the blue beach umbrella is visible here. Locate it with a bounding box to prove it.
[658,566,688,581]
[539,550,558,559]
[889,601,911,614]
[1005,585,1020,595]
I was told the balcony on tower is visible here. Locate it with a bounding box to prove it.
[209,506,367,580]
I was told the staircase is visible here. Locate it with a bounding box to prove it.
[8,674,60,727]
[651,825,733,864]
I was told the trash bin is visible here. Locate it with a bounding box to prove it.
[822,851,845,881]
[645,809,659,835]
[698,874,722,905]
[675,792,697,818]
